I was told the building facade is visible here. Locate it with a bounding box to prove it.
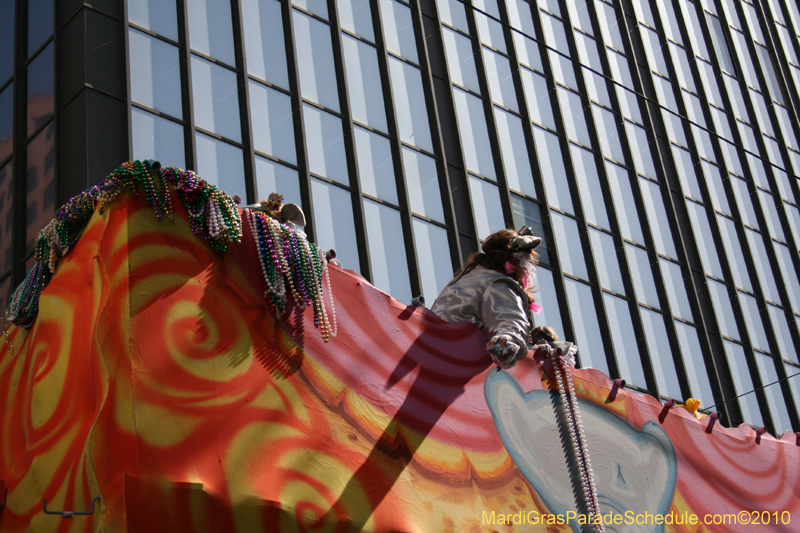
[3,0,800,436]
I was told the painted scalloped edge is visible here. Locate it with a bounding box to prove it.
[562,365,800,446]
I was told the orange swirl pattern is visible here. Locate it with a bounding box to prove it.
[1,188,799,532]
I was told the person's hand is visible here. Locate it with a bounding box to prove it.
[487,334,520,369]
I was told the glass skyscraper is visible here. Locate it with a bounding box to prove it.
[3,0,800,436]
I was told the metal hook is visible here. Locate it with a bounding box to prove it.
[411,295,425,307]
[43,496,100,519]
[606,379,626,403]
[705,412,720,434]
[658,399,675,424]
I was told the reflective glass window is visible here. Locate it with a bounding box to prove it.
[696,60,722,107]
[249,81,296,164]
[745,228,781,303]
[662,109,687,148]
[355,126,396,204]
[0,85,11,162]
[343,35,387,132]
[758,190,785,242]
[755,353,793,433]
[559,88,591,147]
[534,126,572,213]
[565,279,608,373]
[0,164,11,274]
[701,161,730,215]
[514,32,543,72]
[495,108,535,198]
[294,11,340,111]
[25,122,55,254]
[188,0,235,64]
[468,175,505,240]
[549,51,578,90]
[593,105,625,163]
[0,0,13,84]
[773,168,793,204]
[657,0,682,44]
[786,364,800,425]
[607,49,633,87]
[28,0,53,55]
[583,67,611,109]
[596,0,625,51]
[483,48,517,112]
[303,104,349,185]
[674,320,715,407]
[129,0,178,41]
[757,45,784,105]
[552,212,588,280]
[762,135,783,168]
[692,126,714,163]
[641,307,682,399]
[772,305,799,362]
[439,0,469,33]
[475,12,506,53]
[195,133,246,200]
[669,43,695,92]
[364,199,412,304]
[774,105,795,150]
[26,42,54,138]
[639,178,677,259]
[632,0,656,26]
[680,0,709,58]
[737,122,758,154]
[720,140,743,176]
[659,258,693,321]
[403,147,444,222]
[625,122,657,180]
[605,162,644,244]
[716,214,752,292]
[724,76,747,122]
[311,179,361,272]
[381,0,418,63]
[442,28,480,94]
[338,0,374,41]
[730,176,758,229]
[706,13,735,73]
[255,156,301,207]
[533,267,564,336]
[707,278,738,339]
[724,341,763,427]
[574,32,601,70]
[603,293,646,386]
[749,89,774,136]
[508,0,536,38]
[191,56,241,142]
[453,88,496,180]
[682,90,706,128]
[242,0,289,89]
[129,29,183,118]
[740,291,770,352]
[538,0,560,17]
[775,243,800,313]
[787,204,800,251]
[570,144,609,230]
[293,0,328,20]
[685,200,724,279]
[389,58,433,152]
[626,243,659,308]
[591,229,625,294]
[640,26,669,77]
[731,30,760,91]
[511,194,550,264]
[521,68,556,130]
[413,218,453,302]
[131,108,186,169]
[721,0,741,28]
[672,145,703,200]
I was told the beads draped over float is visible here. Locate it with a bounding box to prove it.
[537,343,605,533]
[247,209,336,342]
[4,161,335,343]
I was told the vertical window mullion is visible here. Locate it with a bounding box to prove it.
[178,0,198,171]
[411,0,463,273]
[372,0,422,298]
[327,0,373,281]
[282,0,315,242]
[230,0,257,205]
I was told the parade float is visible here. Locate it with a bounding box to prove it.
[1,162,798,532]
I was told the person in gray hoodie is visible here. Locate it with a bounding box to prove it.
[431,228,544,369]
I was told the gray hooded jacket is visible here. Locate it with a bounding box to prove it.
[430,267,532,365]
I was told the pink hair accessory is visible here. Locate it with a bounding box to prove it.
[505,261,515,275]
[530,302,542,314]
